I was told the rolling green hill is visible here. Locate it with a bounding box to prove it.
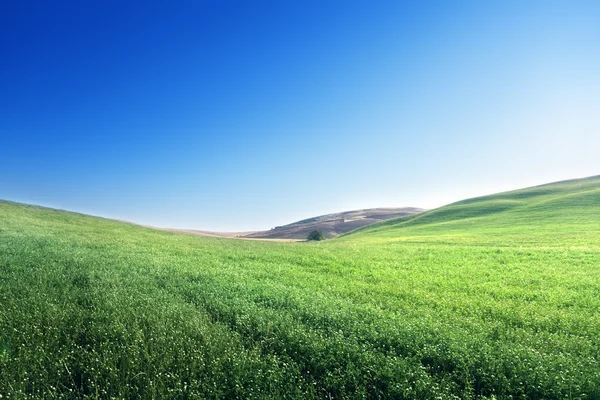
[345,175,600,246]
[1,176,599,399]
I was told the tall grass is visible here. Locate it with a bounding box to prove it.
[1,176,599,398]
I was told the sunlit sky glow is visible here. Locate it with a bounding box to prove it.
[2,1,599,231]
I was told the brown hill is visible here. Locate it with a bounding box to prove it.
[243,207,425,240]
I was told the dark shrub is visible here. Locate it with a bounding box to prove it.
[307,230,325,241]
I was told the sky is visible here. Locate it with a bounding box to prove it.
[1,1,599,231]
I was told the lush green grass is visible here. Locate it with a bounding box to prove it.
[1,176,600,399]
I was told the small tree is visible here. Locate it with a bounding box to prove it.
[307,230,325,241]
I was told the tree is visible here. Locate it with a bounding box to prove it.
[307,230,325,241]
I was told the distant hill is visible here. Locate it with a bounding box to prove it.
[243,207,425,240]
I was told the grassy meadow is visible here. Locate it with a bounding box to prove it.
[1,176,600,399]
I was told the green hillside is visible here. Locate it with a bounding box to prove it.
[346,175,600,246]
[1,176,600,399]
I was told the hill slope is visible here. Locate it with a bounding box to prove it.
[1,176,600,398]
[243,207,425,240]
[345,175,600,246]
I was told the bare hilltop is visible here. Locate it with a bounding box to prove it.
[243,207,425,240]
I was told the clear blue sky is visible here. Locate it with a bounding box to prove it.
[2,1,599,231]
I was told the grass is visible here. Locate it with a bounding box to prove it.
[1,176,600,399]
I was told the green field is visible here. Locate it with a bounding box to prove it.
[1,176,599,399]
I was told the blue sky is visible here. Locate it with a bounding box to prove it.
[2,1,599,231]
